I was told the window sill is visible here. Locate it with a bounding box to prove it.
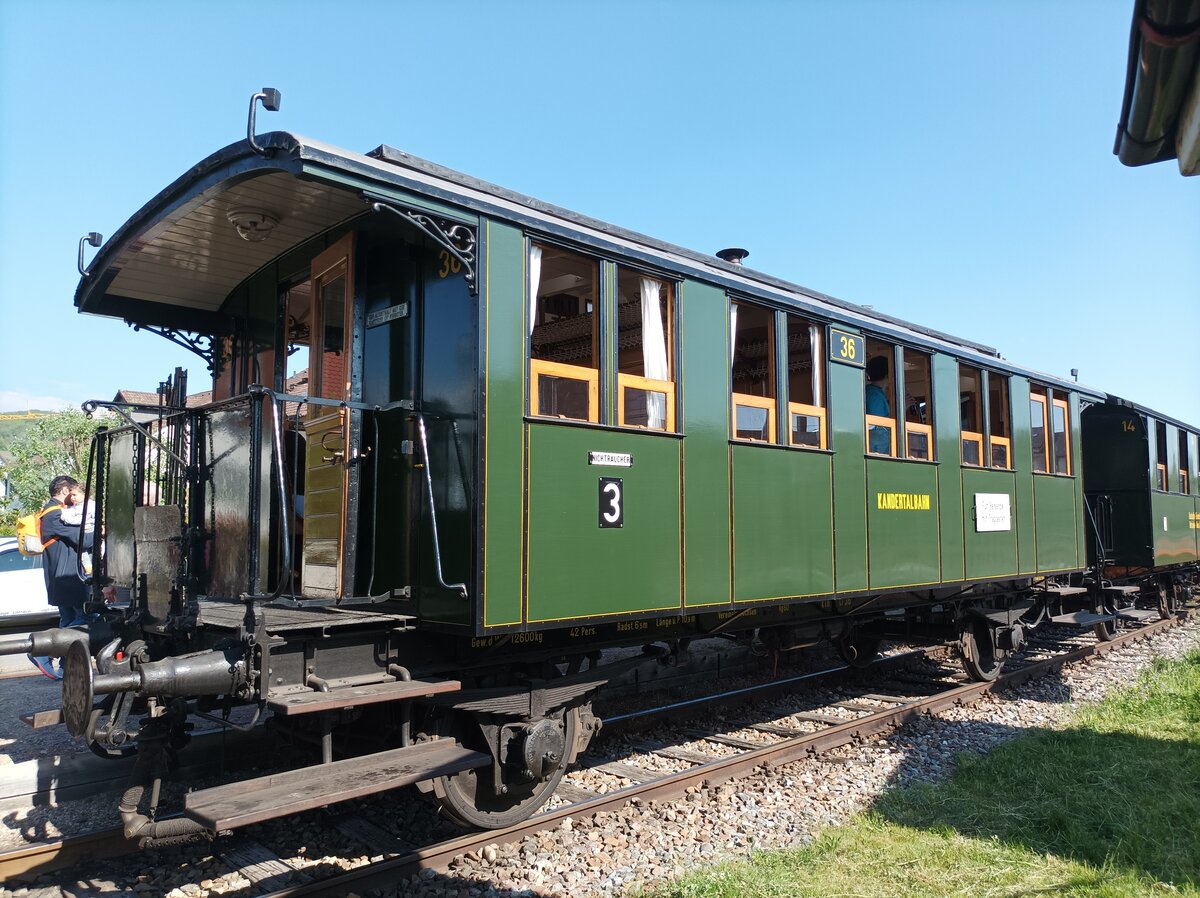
[525,415,684,438]
[730,439,834,455]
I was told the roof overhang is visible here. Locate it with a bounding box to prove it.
[1114,0,1200,174]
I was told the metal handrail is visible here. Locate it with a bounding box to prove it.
[416,415,468,598]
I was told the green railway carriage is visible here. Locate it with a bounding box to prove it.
[10,92,1179,841]
[1081,398,1200,604]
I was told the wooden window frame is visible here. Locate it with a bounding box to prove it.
[961,430,984,467]
[1156,463,1168,492]
[905,422,933,460]
[865,415,897,457]
[733,393,776,443]
[989,435,1012,469]
[1051,397,1072,475]
[530,358,599,423]
[1181,469,1190,495]
[617,372,676,431]
[788,402,827,450]
[1030,394,1050,473]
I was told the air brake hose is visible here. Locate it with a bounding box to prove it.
[118,730,209,847]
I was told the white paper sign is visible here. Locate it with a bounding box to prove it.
[588,451,633,468]
[975,493,1011,532]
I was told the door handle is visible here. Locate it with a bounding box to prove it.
[321,430,345,464]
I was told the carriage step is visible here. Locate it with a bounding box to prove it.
[186,739,490,831]
[1049,611,1115,627]
[1042,586,1089,598]
[267,677,460,715]
[1116,607,1160,623]
[1104,585,1142,596]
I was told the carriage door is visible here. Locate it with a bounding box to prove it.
[302,234,356,599]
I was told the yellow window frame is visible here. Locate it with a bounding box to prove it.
[1181,469,1190,494]
[865,414,897,457]
[733,393,776,443]
[787,402,827,450]
[617,372,676,432]
[1156,463,1168,491]
[961,430,984,467]
[1052,397,1071,475]
[989,435,1012,469]
[530,358,598,423]
[905,421,933,460]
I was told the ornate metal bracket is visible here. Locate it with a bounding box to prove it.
[369,200,478,295]
[128,322,226,375]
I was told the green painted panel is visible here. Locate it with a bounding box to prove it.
[731,446,834,601]
[1151,492,1199,566]
[932,354,963,581]
[526,425,681,622]
[867,460,941,588]
[1010,376,1037,573]
[1033,474,1079,572]
[482,221,525,627]
[1070,393,1086,566]
[681,281,732,608]
[961,468,1019,579]
[830,357,868,591]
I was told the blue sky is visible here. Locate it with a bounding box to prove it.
[1,1,1196,423]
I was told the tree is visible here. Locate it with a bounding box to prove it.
[0,410,107,533]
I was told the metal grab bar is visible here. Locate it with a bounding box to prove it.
[416,415,468,599]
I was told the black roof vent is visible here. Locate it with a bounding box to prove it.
[715,247,749,265]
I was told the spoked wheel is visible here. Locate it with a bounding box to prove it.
[960,618,1005,682]
[835,635,882,669]
[432,706,580,829]
[1157,578,1179,619]
[1093,601,1119,642]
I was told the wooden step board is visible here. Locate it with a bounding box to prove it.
[185,740,490,831]
[1050,610,1114,627]
[1043,586,1089,598]
[1116,607,1160,623]
[267,677,460,715]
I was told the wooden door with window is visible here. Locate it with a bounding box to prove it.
[302,234,355,599]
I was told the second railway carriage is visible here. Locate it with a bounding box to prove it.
[5,91,1178,843]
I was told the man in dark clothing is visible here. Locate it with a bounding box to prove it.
[29,476,87,678]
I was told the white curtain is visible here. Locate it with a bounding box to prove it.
[729,303,739,369]
[641,277,668,429]
[810,324,822,406]
[527,244,542,337]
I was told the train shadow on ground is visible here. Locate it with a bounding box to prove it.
[861,663,1199,890]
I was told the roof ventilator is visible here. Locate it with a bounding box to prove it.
[716,247,749,265]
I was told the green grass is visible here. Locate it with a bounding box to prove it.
[642,650,1200,897]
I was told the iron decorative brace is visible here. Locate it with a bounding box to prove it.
[366,196,478,294]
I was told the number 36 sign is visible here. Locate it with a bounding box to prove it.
[599,478,624,528]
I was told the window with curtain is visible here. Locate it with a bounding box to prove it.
[959,365,984,466]
[786,313,826,449]
[1030,386,1049,473]
[988,374,1012,468]
[731,301,775,442]
[528,243,599,422]
[616,267,675,431]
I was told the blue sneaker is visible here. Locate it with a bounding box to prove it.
[29,656,57,680]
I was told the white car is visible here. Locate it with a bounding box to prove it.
[0,537,56,621]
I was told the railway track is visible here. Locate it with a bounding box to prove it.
[2,611,1186,895]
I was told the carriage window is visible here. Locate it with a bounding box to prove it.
[1051,397,1071,475]
[864,339,896,457]
[903,349,934,460]
[1180,430,1191,494]
[312,256,348,405]
[786,314,825,449]
[1156,421,1168,490]
[959,365,984,466]
[617,268,675,431]
[529,243,599,422]
[988,374,1012,469]
[731,301,775,442]
[1030,387,1049,473]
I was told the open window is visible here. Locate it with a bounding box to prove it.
[786,313,825,448]
[864,339,897,456]
[616,268,675,431]
[1156,421,1169,490]
[529,243,599,422]
[1051,396,1071,475]
[1181,429,1191,494]
[959,365,984,466]
[903,349,933,460]
[1030,387,1049,473]
[988,374,1012,468]
[731,301,775,442]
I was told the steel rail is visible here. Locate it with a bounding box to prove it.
[255,612,1188,897]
